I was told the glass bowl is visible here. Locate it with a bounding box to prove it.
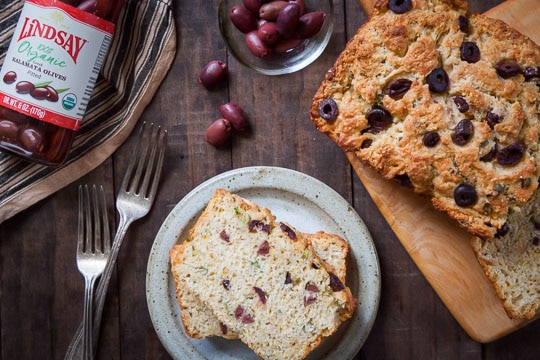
[218,0,334,75]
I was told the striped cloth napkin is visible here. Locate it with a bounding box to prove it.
[0,0,176,223]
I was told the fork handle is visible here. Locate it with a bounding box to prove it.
[83,276,98,360]
[65,216,134,359]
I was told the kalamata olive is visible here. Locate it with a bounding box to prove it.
[3,71,17,84]
[243,0,263,14]
[259,1,288,21]
[458,15,469,33]
[19,126,43,152]
[230,5,257,33]
[388,0,412,14]
[289,0,307,15]
[423,131,440,147]
[452,119,474,145]
[15,81,34,94]
[361,139,373,149]
[460,42,480,63]
[479,143,497,162]
[199,60,228,89]
[273,37,302,53]
[495,222,509,238]
[205,118,232,147]
[453,95,469,113]
[0,120,19,140]
[454,183,477,207]
[275,3,301,37]
[257,22,280,45]
[257,18,269,28]
[295,12,326,39]
[219,102,249,132]
[46,86,59,102]
[384,78,412,99]
[318,98,338,121]
[367,106,392,132]
[30,87,50,100]
[497,142,525,166]
[95,0,113,19]
[245,30,272,58]
[486,110,502,129]
[77,0,96,12]
[426,67,449,93]
[495,60,521,79]
[523,66,540,81]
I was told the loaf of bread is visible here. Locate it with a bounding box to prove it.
[471,189,539,319]
[311,0,540,241]
[170,189,357,360]
[170,230,350,339]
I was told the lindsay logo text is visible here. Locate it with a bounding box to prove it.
[17,17,88,64]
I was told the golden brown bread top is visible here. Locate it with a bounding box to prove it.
[311,0,540,240]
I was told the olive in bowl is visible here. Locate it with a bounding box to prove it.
[218,0,334,75]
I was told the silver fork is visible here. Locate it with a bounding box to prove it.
[77,185,111,360]
[65,122,167,359]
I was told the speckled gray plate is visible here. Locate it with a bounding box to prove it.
[146,166,380,360]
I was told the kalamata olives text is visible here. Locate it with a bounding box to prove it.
[296,12,326,39]
[199,60,228,89]
[230,5,258,33]
[220,102,249,132]
[3,71,17,84]
[205,118,232,148]
[15,81,34,94]
[245,30,272,58]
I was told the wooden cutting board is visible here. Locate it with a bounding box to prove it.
[350,0,540,343]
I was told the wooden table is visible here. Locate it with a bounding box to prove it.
[0,0,538,359]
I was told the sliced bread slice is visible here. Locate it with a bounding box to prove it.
[170,230,350,339]
[170,189,357,360]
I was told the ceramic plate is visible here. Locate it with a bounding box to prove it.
[146,166,380,359]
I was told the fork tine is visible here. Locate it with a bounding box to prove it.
[91,185,101,253]
[140,126,167,199]
[84,185,92,254]
[120,122,149,195]
[129,123,153,195]
[77,185,85,253]
[98,186,111,255]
